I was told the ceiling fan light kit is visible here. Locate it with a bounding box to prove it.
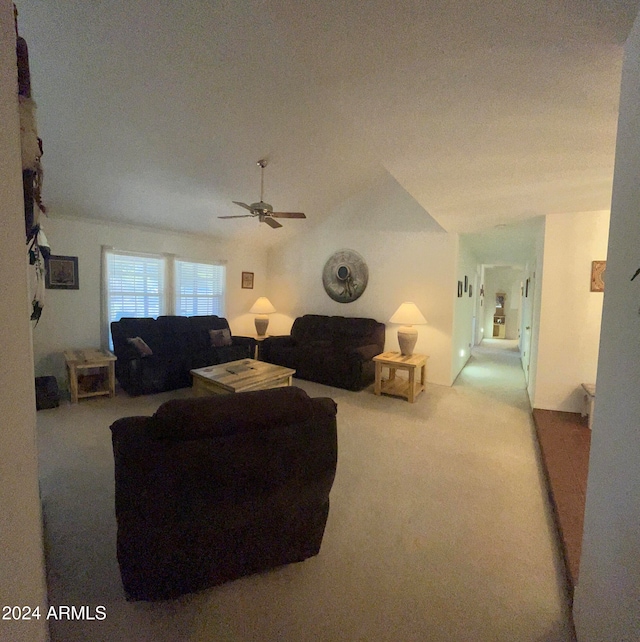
[219,160,307,229]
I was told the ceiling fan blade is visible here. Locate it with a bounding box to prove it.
[232,201,254,211]
[264,217,283,229]
[218,215,253,219]
[270,212,306,219]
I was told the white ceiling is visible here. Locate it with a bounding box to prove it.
[17,1,639,251]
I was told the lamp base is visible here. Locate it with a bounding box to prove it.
[397,326,418,356]
[254,315,269,337]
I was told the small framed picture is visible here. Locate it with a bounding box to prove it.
[469,284,473,297]
[525,278,530,297]
[241,271,254,289]
[464,275,468,292]
[590,260,606,292]
[457,280,463,297]
[45,255,79,290]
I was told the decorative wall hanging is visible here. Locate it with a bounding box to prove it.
[457,281,463,297]
[590,261,606,292]
[322,249,368,303]
[15,4,49,323]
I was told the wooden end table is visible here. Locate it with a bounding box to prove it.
[253,334,269,360]
[64,349,117,404]
[374,351,428,403]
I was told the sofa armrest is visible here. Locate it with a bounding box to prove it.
[231,335,257,350]
[260,335,295,360]
[110,417,179,523]
[348,343,382,361]
[262,335,295,347]
[114,344,144,362]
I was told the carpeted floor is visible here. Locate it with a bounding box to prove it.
[36,339,575,641]
[532,409,590,597]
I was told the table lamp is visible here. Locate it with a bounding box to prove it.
[389,302,427,356]
[250,297,276,336]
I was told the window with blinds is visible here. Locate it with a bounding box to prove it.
[105,252,166,325]
[102,249,227,348]
[175,260,225,316]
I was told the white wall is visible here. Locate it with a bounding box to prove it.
[32,216,269,386]
[573,11,640,640]
[0,1,49,638]
[267,171,457,386]
[451,236,478,381]
[533,210,610,412]
[482,267,524,340]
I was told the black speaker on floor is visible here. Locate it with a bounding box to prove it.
[35,376,59,410]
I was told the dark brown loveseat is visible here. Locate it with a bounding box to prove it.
[110,386,338,601]
[261,314,385,391]
[110,315,256,396]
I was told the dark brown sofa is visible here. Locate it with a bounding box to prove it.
[110,315,256,396]
[110,386,338,601]
[260,314,385,391]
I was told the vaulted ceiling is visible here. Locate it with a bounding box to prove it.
[17,1,639,249]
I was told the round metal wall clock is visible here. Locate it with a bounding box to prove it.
[322,249,369,303]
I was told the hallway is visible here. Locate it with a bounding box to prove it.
[455,338,531,409]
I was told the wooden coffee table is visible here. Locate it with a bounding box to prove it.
[191,359,295,396]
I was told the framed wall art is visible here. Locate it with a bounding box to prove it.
[241,271,254,289]
[590,261,606,292]
[457,281,463,297]
[45,255,79,290]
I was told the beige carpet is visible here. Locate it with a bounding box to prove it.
[36,339,575,641]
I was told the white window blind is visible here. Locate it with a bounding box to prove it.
[105,251,166,325]
[175,260,225,316]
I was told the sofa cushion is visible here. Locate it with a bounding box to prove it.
[127,336,153,356]
[150,386,315,440]
[209,328,232,347]
[156,315,195,356]
[188,315,230,352]
[115,317,165,354]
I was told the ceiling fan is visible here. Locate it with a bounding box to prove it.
[219,159,306,229]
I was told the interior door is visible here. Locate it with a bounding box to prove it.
[520,268,535,383]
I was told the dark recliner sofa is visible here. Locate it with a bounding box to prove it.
[110,315,255,396]
[110,386,338,601]
[261,314,385,391]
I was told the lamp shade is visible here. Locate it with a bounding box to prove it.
[389,302,427,326]
[250,297,276,315]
